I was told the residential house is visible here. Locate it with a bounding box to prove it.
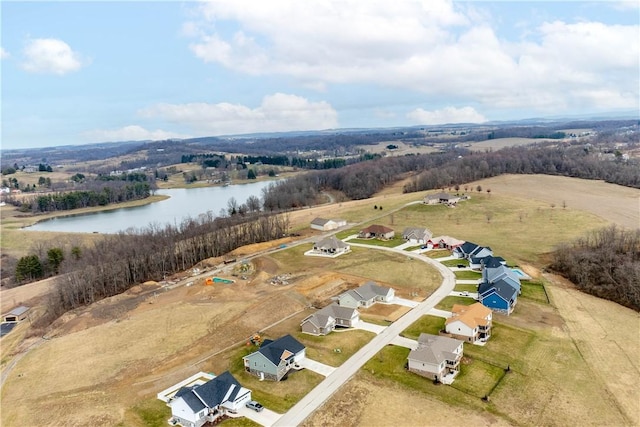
[469,253,504,270]
[426,236,464,250]
[483,265,521,294]
[478,279,518,314]
[337,281,395,309]
[445,303,492,344]
[3,306,30,323]
[243,334,306,381]
[169,371,252,427]
[311,235,350,256]
[424,192,461,205]
[300,303,360,336]
[402,227,432,244]
[310,218,347,231]
[407,333,463,382]
[358,224,395,240]
[453,242,493,261]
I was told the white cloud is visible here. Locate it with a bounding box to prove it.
[21,38,87,75]
[407,106,486,125]
[82,125,190,143]
[185,1,639,115]
[139,93,338,135]
[0,47,9,59]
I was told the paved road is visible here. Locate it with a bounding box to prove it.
[273,244,456,427]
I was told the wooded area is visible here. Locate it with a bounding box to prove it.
[551,226,640,311]
[40,211,289,324]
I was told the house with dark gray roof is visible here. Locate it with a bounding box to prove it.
[300,303,360,336]
[402,227,432,244]
[478,278,519,314]
[337,281,395,309]
[407,334,463,383]
[169,371,251,427]
[243,334,306,381]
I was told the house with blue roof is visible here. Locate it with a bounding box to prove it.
[168,371,252,427]
[483,264,521,294]
[243,334,306,381]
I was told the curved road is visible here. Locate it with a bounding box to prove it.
[273,243,456,427]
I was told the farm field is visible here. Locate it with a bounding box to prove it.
[1,174,638,426]
[467,137,554,152]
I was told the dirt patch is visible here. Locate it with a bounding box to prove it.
[304,374,511,427]
[360,304,411,322]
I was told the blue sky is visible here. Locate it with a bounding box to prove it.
[2,1,639,149]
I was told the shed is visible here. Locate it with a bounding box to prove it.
[3,306,30,323]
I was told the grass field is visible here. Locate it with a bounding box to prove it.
[436,296,474,310]
[454,283,478,293]
[295,330,375,367]
[454,270,482,280]
[401,315,444,338]
[441,258,467,267]
[347,237,404,247]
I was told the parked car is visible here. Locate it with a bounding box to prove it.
[457,264,466,268]
[461,291,469,296]
[246,401,264,412]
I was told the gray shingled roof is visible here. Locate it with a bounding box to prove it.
[409,334,462,365]
[314,235,349,250]
[311,217,330,226]
[258,334,305,366]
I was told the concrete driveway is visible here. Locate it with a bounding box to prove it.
[456,279,481,285]
[428,308,452,318]
[449,291,479,299]
[354,321,387,335]
[236,406,282,427]
[297,358,336,377]
[390,297,419,308]
[391,336,418,349]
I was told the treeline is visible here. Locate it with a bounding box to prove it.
[259,143,639,211]
[43,212,289,322]
[404,144,640,193]
[551,226,640,311]
[5,181,153,213]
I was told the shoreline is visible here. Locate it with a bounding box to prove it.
[3,194,171,231]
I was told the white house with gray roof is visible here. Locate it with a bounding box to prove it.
[407,333,463,383]
[337,281,395,309]
[300,303,360,336]
[168,371,251,427]
[402,227,432,244]
[306,235,350,257]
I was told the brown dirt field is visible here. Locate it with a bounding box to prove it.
[468,137,554,152]
[303,374,511,427]
[359,304,412,322]
[471,174,640,229]
[544,275,640,425]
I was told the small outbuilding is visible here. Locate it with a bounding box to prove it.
[3,306,30,323]
[310,218,347,231]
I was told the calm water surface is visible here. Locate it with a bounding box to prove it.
[26,181,276,234]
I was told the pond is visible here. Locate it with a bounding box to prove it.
[26,180,277,234]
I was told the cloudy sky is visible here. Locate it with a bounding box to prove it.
[2,1,638,149]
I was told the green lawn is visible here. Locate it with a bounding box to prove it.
[335,229,360,239]
[454,283,478,293]
[401,315,444,338]
[454,270,482,280]
[120,398,171,427]
[441,258,468,267]
[436,296,474,310]
[452,360,506,398]
[520,281,549,304]
[294,330,374,366]
[403,245,423,252]
[347,237,405,248]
